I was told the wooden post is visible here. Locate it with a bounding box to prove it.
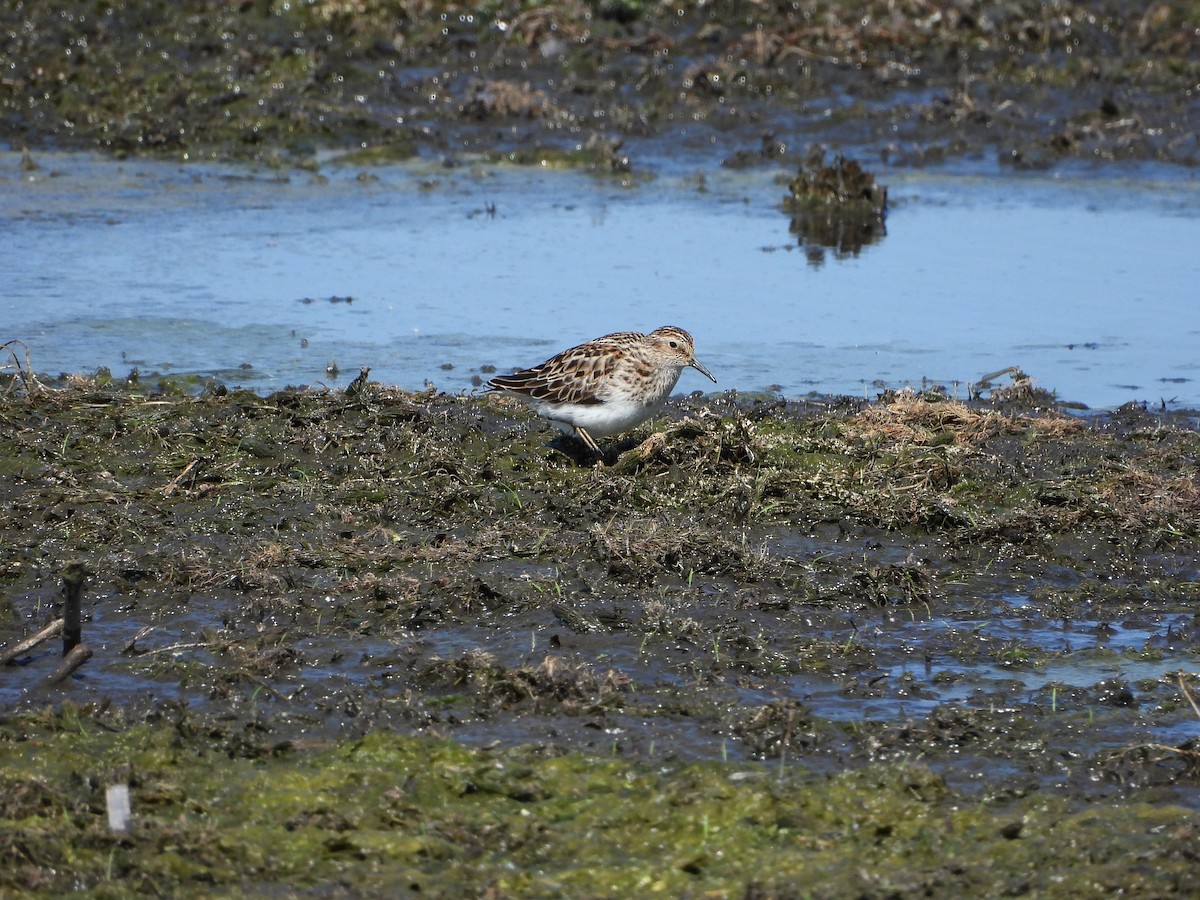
[62,562,86,654]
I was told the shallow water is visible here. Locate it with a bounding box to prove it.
[4,151,1199,409]
[11,576,1195,756]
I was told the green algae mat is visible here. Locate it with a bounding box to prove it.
[2,721,1197,897]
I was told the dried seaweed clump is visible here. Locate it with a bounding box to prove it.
[852,393,1082,450]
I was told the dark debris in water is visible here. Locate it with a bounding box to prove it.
[783,148,888,263]
[1,373,1199,894]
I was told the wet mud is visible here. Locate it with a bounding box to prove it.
[1,373,1198,894]
[2,1,1197,170]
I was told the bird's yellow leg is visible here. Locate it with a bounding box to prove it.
[575,426,604,457]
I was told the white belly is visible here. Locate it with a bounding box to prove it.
[531,396,662,439]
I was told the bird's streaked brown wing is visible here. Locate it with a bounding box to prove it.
[488,335,633,405]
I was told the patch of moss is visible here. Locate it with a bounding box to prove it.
[1,715,1197,896]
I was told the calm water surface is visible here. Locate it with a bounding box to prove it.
[4,151,1198,408]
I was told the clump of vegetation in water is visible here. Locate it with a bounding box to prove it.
[783,147,888,262]
[785,148,887,213]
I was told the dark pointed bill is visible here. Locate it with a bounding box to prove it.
[691,358,717,383]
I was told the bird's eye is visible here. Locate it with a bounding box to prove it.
[669,341,678,348]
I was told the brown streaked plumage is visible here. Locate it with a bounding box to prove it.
[488,326,716,456]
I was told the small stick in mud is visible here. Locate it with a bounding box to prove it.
[0,338,45,397]
[62,561,87,654]
[163,458,200,497]
[1179,674,1200,721]
[42,643,93,687]
[0,618,64,666]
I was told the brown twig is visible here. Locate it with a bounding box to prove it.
[163,458,201,497]
[0,338,45,397]
[42,643,93,687]
[0,619,65,666]
[1179,674,1200,721]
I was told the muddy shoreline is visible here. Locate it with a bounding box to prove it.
[1,374,1198,894]
[3,1,1197,171]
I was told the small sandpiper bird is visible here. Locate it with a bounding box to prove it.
[488,326,716,456]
